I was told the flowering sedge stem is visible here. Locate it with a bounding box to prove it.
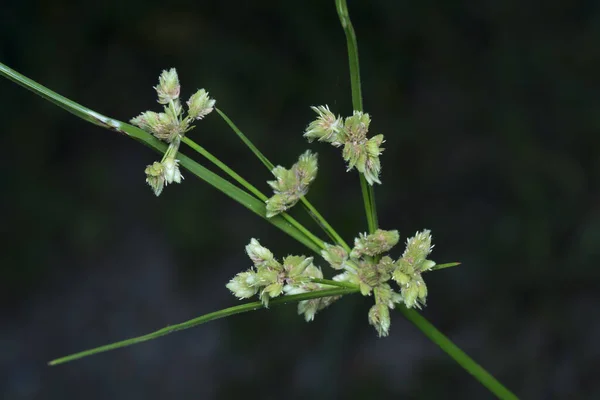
[216,107,349,250]
[335,0,378,234]
[334,1,515,397]
[299,197,351,252]
[48,287,359,366]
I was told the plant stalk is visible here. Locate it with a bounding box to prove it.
[335,0,378,234]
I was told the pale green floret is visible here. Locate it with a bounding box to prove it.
[260,282,284,306]
[162,158,183,184]
[363,134,384,185]
[144,162,166,196]
[226,271,260,299]
[392,230,436,309]
[265,194,290,218]
[187,89,216,120]
[245,238,274,266]
[154,68,180,104]
[297,294,340,322]
[421,260,437,272]
[341,135,384,185]
[295,151,319,189]
[130,111,158,132]
[283,255,314,279]
[298,299,321,322]
[368,303,391,337]
[350,229,399,258]
[402,229,434,266]
[304,105,343,144]
[265,151,318,217]
[131,110,179,142]
[333,271,360,286]
[343,111,370,142]
[321,244,348,270]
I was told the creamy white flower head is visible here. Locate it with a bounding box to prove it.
[163,158,183,184]
[304,105,343,144]
[226,272,259,299]
[368,303,391,337]
[245,238,274,266]
[155,68,181,104]
[187,89,216,120]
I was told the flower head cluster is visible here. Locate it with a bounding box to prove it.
[226,239,338,320]
[322,229,436,336]
[304,106,384,185]
[265,150,318,218]
[227,230,441,336]
[392,230,436,309]
[130,68,216,196]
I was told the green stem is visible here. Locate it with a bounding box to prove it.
[334,2,514,398]
[310,278,358,290]
[359,174,377,233]
[49,287,359,366]
[335,0,362,112]
[182,136,267,201]
[215,107,349,250]
[335,0,378,234]
[399,308,518,400]
[281,213,327,251]
[299,197,351,252]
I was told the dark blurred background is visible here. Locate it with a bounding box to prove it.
[1,0,599,398]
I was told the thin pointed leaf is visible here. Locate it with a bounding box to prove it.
[49,287,358,365]
[430,262,461,271]
[216,108,274,171]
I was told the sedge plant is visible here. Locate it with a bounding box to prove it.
[0,0,517,398]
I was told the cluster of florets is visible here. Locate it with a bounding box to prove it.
[131,68,215,196]
[226,239,339,321]
[304,106,384,185]
[227,230,437,337]
[322,229,436,336]
[265,151,319,218]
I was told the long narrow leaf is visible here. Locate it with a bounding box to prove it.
[49,287,358,365]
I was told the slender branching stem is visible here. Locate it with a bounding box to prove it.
[335,0,378,234]
[334,1,516,397]
[215,107,350,250]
